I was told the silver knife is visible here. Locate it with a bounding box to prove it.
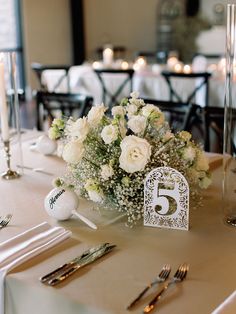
[16,165,54,176]
[40,243,115,284]
[47,243,116,286]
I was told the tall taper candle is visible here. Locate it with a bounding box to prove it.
[0,59,9,141]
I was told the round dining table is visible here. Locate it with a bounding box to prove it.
[0,130,234,314]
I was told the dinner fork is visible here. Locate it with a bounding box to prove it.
[127,264,171,310]
[143,263,189,313]
[0,214,13,229]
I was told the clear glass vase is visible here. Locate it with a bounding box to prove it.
[223,4,236,226]
[0,51,23,179]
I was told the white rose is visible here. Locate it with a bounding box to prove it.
[128,115,146,134]
[119,135,151,173]
[182,146,196,162]
[87,190,103,203]
[142,104,161,117]
[65,117,89,141]
[101,125,118,144]
[62,140,84,164]
[195,151,209,171]
[100,164,114,180]
[84,179,104,203]
[112,106,125,117]
[87,104,106,126]
[126,104,138,118]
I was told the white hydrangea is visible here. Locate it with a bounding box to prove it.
[84,179,103,203]
[182,146,196,163]
[142,104,161,117]
[62,140,84,164]
[128,115,146,134]
[101,125,118,144]
[130,91,139,99]
[162,131,174,142]
[111,106,125,117]
[195,151,209,171]
[119,135,151,173]
[199,176,212,189]
[119,119,127,138]
[65,117,89,141]
[87,104,106,126]
[126,104,138,118]
[100,164,114,180]
[178,131,192,142]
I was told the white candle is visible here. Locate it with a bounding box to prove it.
[121,61,129,70]
[183,64,192,74]
[167,57,178,70]
[0,58,9,141]
[102,47,114,66]
[174,63,183,73]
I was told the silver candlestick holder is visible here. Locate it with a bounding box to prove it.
[1,140,20,180]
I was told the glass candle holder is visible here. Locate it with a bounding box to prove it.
[223,4,236,226]
[0,51,23,179]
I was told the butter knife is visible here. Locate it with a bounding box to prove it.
[40,243,114,284]
[47,243,116,286]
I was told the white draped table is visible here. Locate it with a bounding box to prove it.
[41,64,229,108]
[0,131,235,314]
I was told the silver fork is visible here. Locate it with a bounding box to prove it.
[127,264,171,310]
[143,263,189,313]
[0,214,13,229]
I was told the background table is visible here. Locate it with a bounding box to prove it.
[41,64,228,108]
[0,131,235,314]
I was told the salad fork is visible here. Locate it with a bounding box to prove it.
[127,264,171,310]
[0,214,13,229]
[143,263,189,313]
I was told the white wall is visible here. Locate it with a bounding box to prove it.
[21,0,72,90]
[84,0,160,60]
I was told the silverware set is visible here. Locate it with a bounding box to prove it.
[40,243,116,286]
[127,263,189,313]
[0,214,12,229]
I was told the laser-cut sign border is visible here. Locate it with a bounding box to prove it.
[144,167,189,230]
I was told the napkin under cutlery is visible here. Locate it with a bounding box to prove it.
[0,222,71,314]
[212,290,236,314]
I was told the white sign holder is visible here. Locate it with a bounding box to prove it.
[144,167,189,230]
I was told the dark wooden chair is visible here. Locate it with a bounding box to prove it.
[94,68,134,110]
[31,63,71,92]
[161,71,212,107]
[36,91,93,130]
[203,106,236,153]
[142,98,201,133]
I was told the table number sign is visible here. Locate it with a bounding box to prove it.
[144,167,189,230]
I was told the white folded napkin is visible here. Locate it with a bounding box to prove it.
[212,291,236,314]
[0,222,71,314]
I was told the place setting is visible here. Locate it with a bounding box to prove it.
[1,1,236,314]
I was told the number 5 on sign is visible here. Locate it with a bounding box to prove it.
[144,167,189,230]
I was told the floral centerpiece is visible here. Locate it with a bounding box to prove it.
[49,92,211,227]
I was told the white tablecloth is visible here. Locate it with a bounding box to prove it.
[0,131,235,314]
[41,64,227,107]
